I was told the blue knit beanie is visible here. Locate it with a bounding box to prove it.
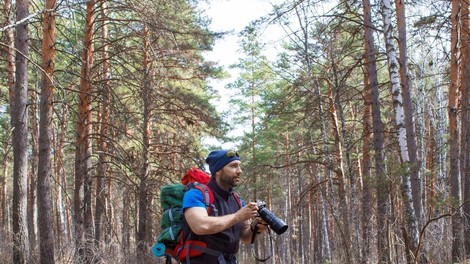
[206,150,240,176]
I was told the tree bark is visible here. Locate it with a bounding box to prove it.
[360,74,373,264]
[2,0,15,238]
[363,0,389,262]
[460,0,470,257]
[75,0,96,261]
[327,76,352,263]
[95,0,111,249]
[449,0,464,261]
[11,0,31,262]
[37,0,57,262]
[136,24,154,261]
[380,0,419,261]
[29,76,38,253]
[394,0,423,224]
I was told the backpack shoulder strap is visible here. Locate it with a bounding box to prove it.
[192,183,217,216]
[232,192,242,209]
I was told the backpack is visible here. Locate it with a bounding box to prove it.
[152,168,242,263]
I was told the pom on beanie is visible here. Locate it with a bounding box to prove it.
[206,150,240,175]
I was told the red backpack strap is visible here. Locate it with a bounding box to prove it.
[232,192,242,209]
[192,184,218,216]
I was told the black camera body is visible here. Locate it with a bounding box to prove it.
[256,201,288,235]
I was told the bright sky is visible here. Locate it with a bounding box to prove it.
[198,0,284,149]
[200,0,281,67]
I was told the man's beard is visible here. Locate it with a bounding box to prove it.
[220,172,239,188]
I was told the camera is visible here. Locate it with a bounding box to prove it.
[256,201,288,235]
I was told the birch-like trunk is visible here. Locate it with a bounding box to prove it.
[380,0,419,261]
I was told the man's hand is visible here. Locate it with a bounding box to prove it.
[235,202,260,222]
[251,218,269,234]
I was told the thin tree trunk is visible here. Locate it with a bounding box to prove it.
[29,78,38,253]
[11,0,31,262]
[37,1,57,262]
[75,0,96,261]
[57,89,72,242]
[2,0,15,241]
[363,0,389,262]
[95,0,111,250]
[53,130,64,246]
[327,78,352,263]
[449,0,464,261]
[460,0,470,257]
[360,68,373,264]
[122,188,130,254]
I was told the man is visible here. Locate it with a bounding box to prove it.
[182,149,267,263]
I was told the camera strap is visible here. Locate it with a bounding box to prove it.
[250,227,273,262]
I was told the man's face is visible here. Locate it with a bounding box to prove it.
[216,160,242,190]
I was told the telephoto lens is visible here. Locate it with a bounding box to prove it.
[256,201,288,235]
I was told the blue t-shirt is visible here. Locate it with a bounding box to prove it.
[182,188,245,210]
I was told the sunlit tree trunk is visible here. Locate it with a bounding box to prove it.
[363,0,389,262]
[75,0,96,261]
[10,0,31,262]
[37,0,57,262]
[449,0,464,261]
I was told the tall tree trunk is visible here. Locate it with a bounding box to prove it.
[2,0,15,239]
[360,77,373,264]
[57,89,72,243]
[29,77,38,253]
[380,0,419,261]
[37,0,57,262]
[136,24,154,261]
[449,0,464,261]
[95,0,111,250]
[75,0,96,261]
[327,78,352,263]
[122,188,130,254]
[363,0,389,262]
[394,0,423,225]
[11,0,31,262]
[53,130,64,246]
[460,0,470,257]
